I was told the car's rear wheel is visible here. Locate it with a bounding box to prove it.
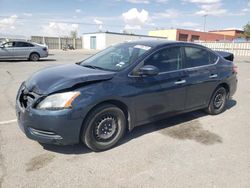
[206,86,228,115]
[29,53,40,61]
[81,104,126,151]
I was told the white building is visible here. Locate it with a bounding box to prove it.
[82,32,166,50]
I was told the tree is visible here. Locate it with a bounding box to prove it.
[243,22,250,39]
[70,30,78,39]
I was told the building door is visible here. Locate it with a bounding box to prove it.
[90,36,96,49]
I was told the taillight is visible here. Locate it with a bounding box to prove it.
[43,47,47,51]
[233,64,238,74]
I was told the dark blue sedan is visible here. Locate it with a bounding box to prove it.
[16,40,237,151]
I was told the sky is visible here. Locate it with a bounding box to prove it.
[0,0,250,38]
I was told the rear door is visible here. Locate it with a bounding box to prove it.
[182,45,219,109]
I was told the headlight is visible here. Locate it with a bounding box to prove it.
[36,91,80,110]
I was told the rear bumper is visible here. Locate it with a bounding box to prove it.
[228,74,237,98]
[16,102,83,145]
[40,51,49,58]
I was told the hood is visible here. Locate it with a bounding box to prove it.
[25,64,115,95]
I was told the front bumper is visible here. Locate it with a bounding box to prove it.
[16,90,84,145]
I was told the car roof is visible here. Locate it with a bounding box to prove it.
[4,40,31,43]
[124,40,204,49]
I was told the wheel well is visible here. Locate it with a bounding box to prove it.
[218,83,230,94]
[80,100,131,142]
[29,52,40,57]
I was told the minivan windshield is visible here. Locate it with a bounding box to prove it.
[80,43,151,71]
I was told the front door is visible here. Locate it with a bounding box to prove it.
[0,42,14,59]
[132,46,187,124]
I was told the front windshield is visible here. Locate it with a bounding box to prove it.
[80,43,152,71]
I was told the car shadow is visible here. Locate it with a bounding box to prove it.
[0,59,56,63]
[41,143,92,155]
[41,99,237,154]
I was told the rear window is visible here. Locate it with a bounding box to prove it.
[184,47,218,68]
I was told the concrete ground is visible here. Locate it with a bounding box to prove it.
[0,50,250,188]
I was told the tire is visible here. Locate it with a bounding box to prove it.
[29,53,40,61]
[206,86,228,115]
[81,104,126,151]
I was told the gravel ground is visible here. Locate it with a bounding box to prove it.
[0,50,250,188]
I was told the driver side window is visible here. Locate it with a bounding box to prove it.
[144,47,182,73]
[3,42,15,48]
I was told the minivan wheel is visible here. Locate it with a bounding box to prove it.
[29,53,40,61]
[206,86,227,115]
[82,104,126,151]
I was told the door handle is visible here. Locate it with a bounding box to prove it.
[209,74,218,79]
[174,80,186,85]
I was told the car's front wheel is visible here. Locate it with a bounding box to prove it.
[206,86,228,115]
[82,104,126,151]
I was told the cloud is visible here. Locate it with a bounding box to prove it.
[242,2,250,12]
[94,19,103,25]
[184,0,227,16]
[195,3,227,16]
[123,0,169,4]
[122,8,149,30]
[0,15,18,31]
[124,25,142,30]
[153,9,180,19]
[242,8,249,12]
[93,19,103,30]
[183,0,220,4]
[75,9,81,13]
[23,12,32,17]
[156,0,168,3]
[125,0,149,4]
[177,21,200,27]
[41,22,79,37]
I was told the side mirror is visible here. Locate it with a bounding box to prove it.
[139,65,159,76]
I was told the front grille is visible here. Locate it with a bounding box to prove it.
[18,85,39,109]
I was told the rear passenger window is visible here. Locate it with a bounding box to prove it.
[184,47,218,68]
[144,47,182,72]
[15,42,34,47]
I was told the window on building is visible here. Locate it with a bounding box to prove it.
[191,35,200,42]
[179,34,188,41]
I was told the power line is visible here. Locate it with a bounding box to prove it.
[0,15,157,29]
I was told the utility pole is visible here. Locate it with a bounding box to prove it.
[203,14,208,32]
